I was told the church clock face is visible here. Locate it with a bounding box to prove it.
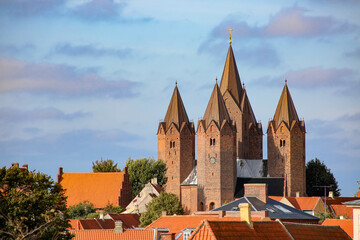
[209,157,216,164]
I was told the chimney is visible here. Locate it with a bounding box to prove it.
[329,191,334,199]
[151,177,158,185]
[99,211,104,220]
[22,164,28,170]
[244,183,268,203]
[239,203,253,228]
[160,233,175,240]
[162,211,167,216]
[340,215,344,220]
[11,163,19,168]
[296,192,300,197]
[114,221,123,233]
[57,167,63,183]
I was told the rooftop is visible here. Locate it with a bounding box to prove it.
[322,219,353,238]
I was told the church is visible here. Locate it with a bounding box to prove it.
[157,36,306,213]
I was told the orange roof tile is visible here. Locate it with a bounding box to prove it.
[70,229,154,240]
[254,221,292,240]
[59,172,125,208]
[145,215,261,240]
[286,197,321,210]
[269,196,283,202]
[322,219,353,238]
[283,222,352,240]
[322,197,360,205]
[330,205,353,218]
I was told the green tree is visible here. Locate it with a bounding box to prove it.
[0,166,72,240]
[140,192,183,227]
[126,157,167,197]
[92,158,120,172]
[103,204,124,215]
[306,158,340,197]
[68,201,96,219]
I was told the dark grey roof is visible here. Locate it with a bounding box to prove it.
[235,177,284,198]
[343,199,360,205]
[237,159,267,178]
[181,166,197,185]
[212,197,319,220]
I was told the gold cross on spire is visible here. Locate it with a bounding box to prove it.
[228,28,232,44]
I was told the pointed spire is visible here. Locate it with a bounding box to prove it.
[273,81,300,129]
[241,88,257,125]
[164,84,189,129]
[219,45,243,106]
[203,82,231,128]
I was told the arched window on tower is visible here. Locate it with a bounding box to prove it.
[199,202,204,211]
[209,202,215,210]
[210,138,216,146]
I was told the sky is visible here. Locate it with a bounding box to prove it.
[0,0,359,197]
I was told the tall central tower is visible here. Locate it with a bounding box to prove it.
[197,82,236,211]
[157,84,195,199]
[219,43,263,160]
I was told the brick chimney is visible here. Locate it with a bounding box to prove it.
[114,221,123,233]
[22,164,28,170]
[57,167,63,183]
[11,163,19,168]
[239,203,253,228]
[244,183,268,203]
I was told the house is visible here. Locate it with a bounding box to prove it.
[123,178,163,214]
[57,167,132,208]
[322,219,353,239]
[271,196,326,216]
[70,228,155,240]
[322,195,360,218]
[69,213,140,230]
[188,203,350,240]
[212,183,319,224]
[344,199,360,240]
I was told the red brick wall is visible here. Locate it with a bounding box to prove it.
[157,122,195,200]
[180,185,198,214]
[118,167,133,208]
[244,183,268,203]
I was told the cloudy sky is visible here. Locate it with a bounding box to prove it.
[0,0,359,196]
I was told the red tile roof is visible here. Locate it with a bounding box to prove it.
[331,205,353,218]
[106,214,140,228]
[322,219,353,238]
[286,197,321,210]
[145,215,261,240]
[70,229,154,240]
[322,197,360,205]
[59,172,125,208]
[283,222,352,240]
[269,196,283,202]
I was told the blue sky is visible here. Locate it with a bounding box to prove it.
[0,0,359,196]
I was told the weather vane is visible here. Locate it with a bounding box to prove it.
[228,28,232,44]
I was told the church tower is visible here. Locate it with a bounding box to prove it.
[197,82,236,211]
[267,80,306,197]
[158,84,195,199]
[219,42,263,159]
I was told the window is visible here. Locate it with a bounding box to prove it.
[210,138,216,146]
[280,139,285,147]
[170,141,175,148]
[209,202,215,210]
[199,202,204,211]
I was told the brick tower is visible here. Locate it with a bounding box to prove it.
[267,80,306,197]
[197,82,236,211]
[219,44,263,159]
[157,84,195,199]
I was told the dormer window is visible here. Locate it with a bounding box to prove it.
[210,138,216,146]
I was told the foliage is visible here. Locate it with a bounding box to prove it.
[68,201,96,219]
[316,210,340,223]
[92,158,121,172]
[306,158,340,197]
[126,157,167,197]
[0,166,72,240]
[86,212,100,219]
[103,204,124,215]
[140,192,184,227]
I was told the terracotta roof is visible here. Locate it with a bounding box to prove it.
[322,197,360,205]
[283,222,352,240]
[145,215,261,240]
[106,214,140,228]
[163,85,189,130]
[219,45,243,106]
[70,229,154,240]
[330,205,353,218]
[273,82,300,130]
[203,83,231,129]
[254,221,292,240]
[269,196,283,202]
[286,197,322,211]
[322,219,353,238]
[59,172,125,208]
